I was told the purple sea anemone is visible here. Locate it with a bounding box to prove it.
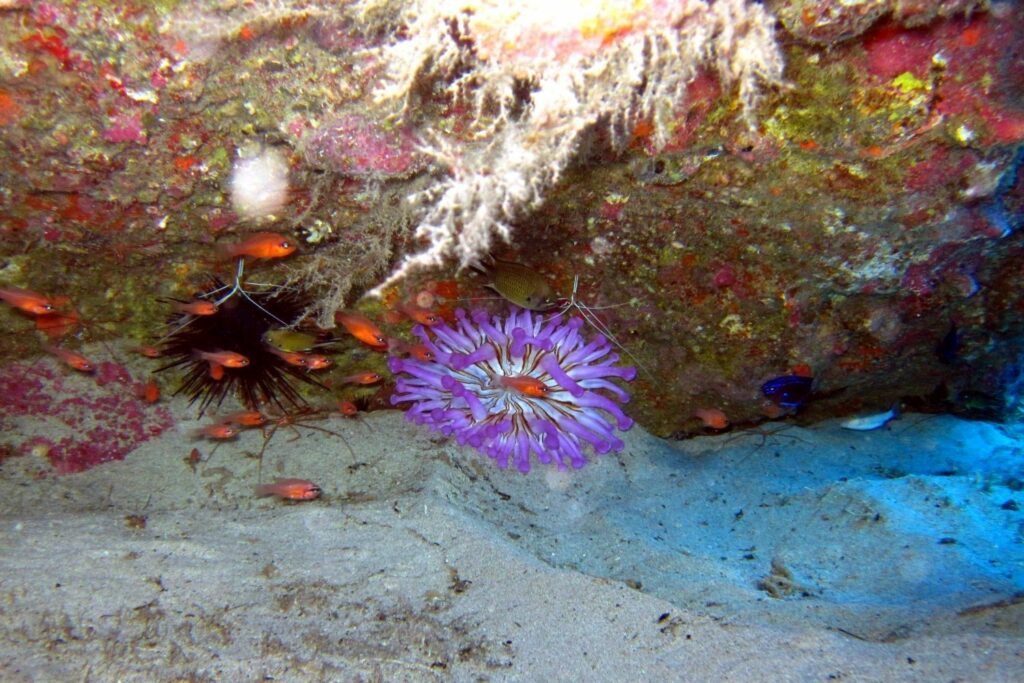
[388,307,636,473]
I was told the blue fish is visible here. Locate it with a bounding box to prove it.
[761,375,813,409]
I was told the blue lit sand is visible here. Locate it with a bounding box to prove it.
[0,407,1021,679]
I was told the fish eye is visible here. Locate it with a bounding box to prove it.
[240,359,250,366]
[280,240,292,249]
[375,335,387,345]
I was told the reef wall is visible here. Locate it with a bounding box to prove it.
[0,0,1022,438]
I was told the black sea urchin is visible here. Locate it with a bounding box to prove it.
[157,279,321,415]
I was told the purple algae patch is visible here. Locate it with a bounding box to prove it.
[302,114,428,178]
[0,359,175,474]
[102,110,147,145]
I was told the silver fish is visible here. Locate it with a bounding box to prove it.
[840,403,901,431]
[630,146,724,186]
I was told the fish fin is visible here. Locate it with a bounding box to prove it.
[467,255,494,275]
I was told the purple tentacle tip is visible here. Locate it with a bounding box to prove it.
[389,306,635,473]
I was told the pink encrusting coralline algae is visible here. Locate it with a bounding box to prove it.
[389,307,636,473]
[0,359,175,474]
[302,114,427,178]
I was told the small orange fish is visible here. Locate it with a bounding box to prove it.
[174,300,218,316]
[35,310,80,340]
[0,287,56,316]
[256,478,322,501]
[194,423,239,440]
[492,373,549,398]
[790,363,814,378]
[396,301,441,326]
[219,232,296,260]
[136,378,160,404]
[266,346,308,367]
[134,345,162,358]
[407,345,435,362]
[43,344,95,373]
[266,346,331,370]
[695,408,729,430]
[335,311,387,349]
[196,350,249,368]
[339,371,382,385]
[208,362,225,381]
[216,410,267,427]
[302,353,331,370]
[185,447,203,471]
[337,400,358,417]
[387,338,435,362]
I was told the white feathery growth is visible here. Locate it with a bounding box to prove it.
[354,0,786,296]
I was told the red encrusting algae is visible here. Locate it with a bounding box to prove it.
[0,359,175,474]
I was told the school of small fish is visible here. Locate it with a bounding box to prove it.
[0,232,383,503]
[2,241,889,502]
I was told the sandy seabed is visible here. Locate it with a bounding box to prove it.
[1,373,1023,681]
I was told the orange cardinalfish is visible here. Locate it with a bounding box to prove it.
[266,346,332,370]
[218,232,296,261]
[339,371,382,385]
[215,410,267,427]
[173,300,218,316]
[337,400,359,417]
[133,345,162,358]
[302,353,331,370]
[695,407,729,430]
[135,378,160,404]
[35,309,81,341]
[387,337,435,362]
[195,350,249,368]
[396,301,441,326]
[407,345,435,362]
[194,423,239,440]
[42,344,95,373]
[0,286,57,316]
[256,478,322,501]
[487,371,549,398]
[266,345,308,367]
[208,363,225,381]
[334,311,387,349]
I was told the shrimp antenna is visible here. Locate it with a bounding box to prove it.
[555,275,653,379]
[211,257,247,306]
[154,259,290,346]
[211,258,290,327]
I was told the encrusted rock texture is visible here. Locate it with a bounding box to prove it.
[0,0,1021,442]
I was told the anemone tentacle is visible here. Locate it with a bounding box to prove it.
[390,306,635,472]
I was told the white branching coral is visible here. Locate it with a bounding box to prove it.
[360,0,786,294]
